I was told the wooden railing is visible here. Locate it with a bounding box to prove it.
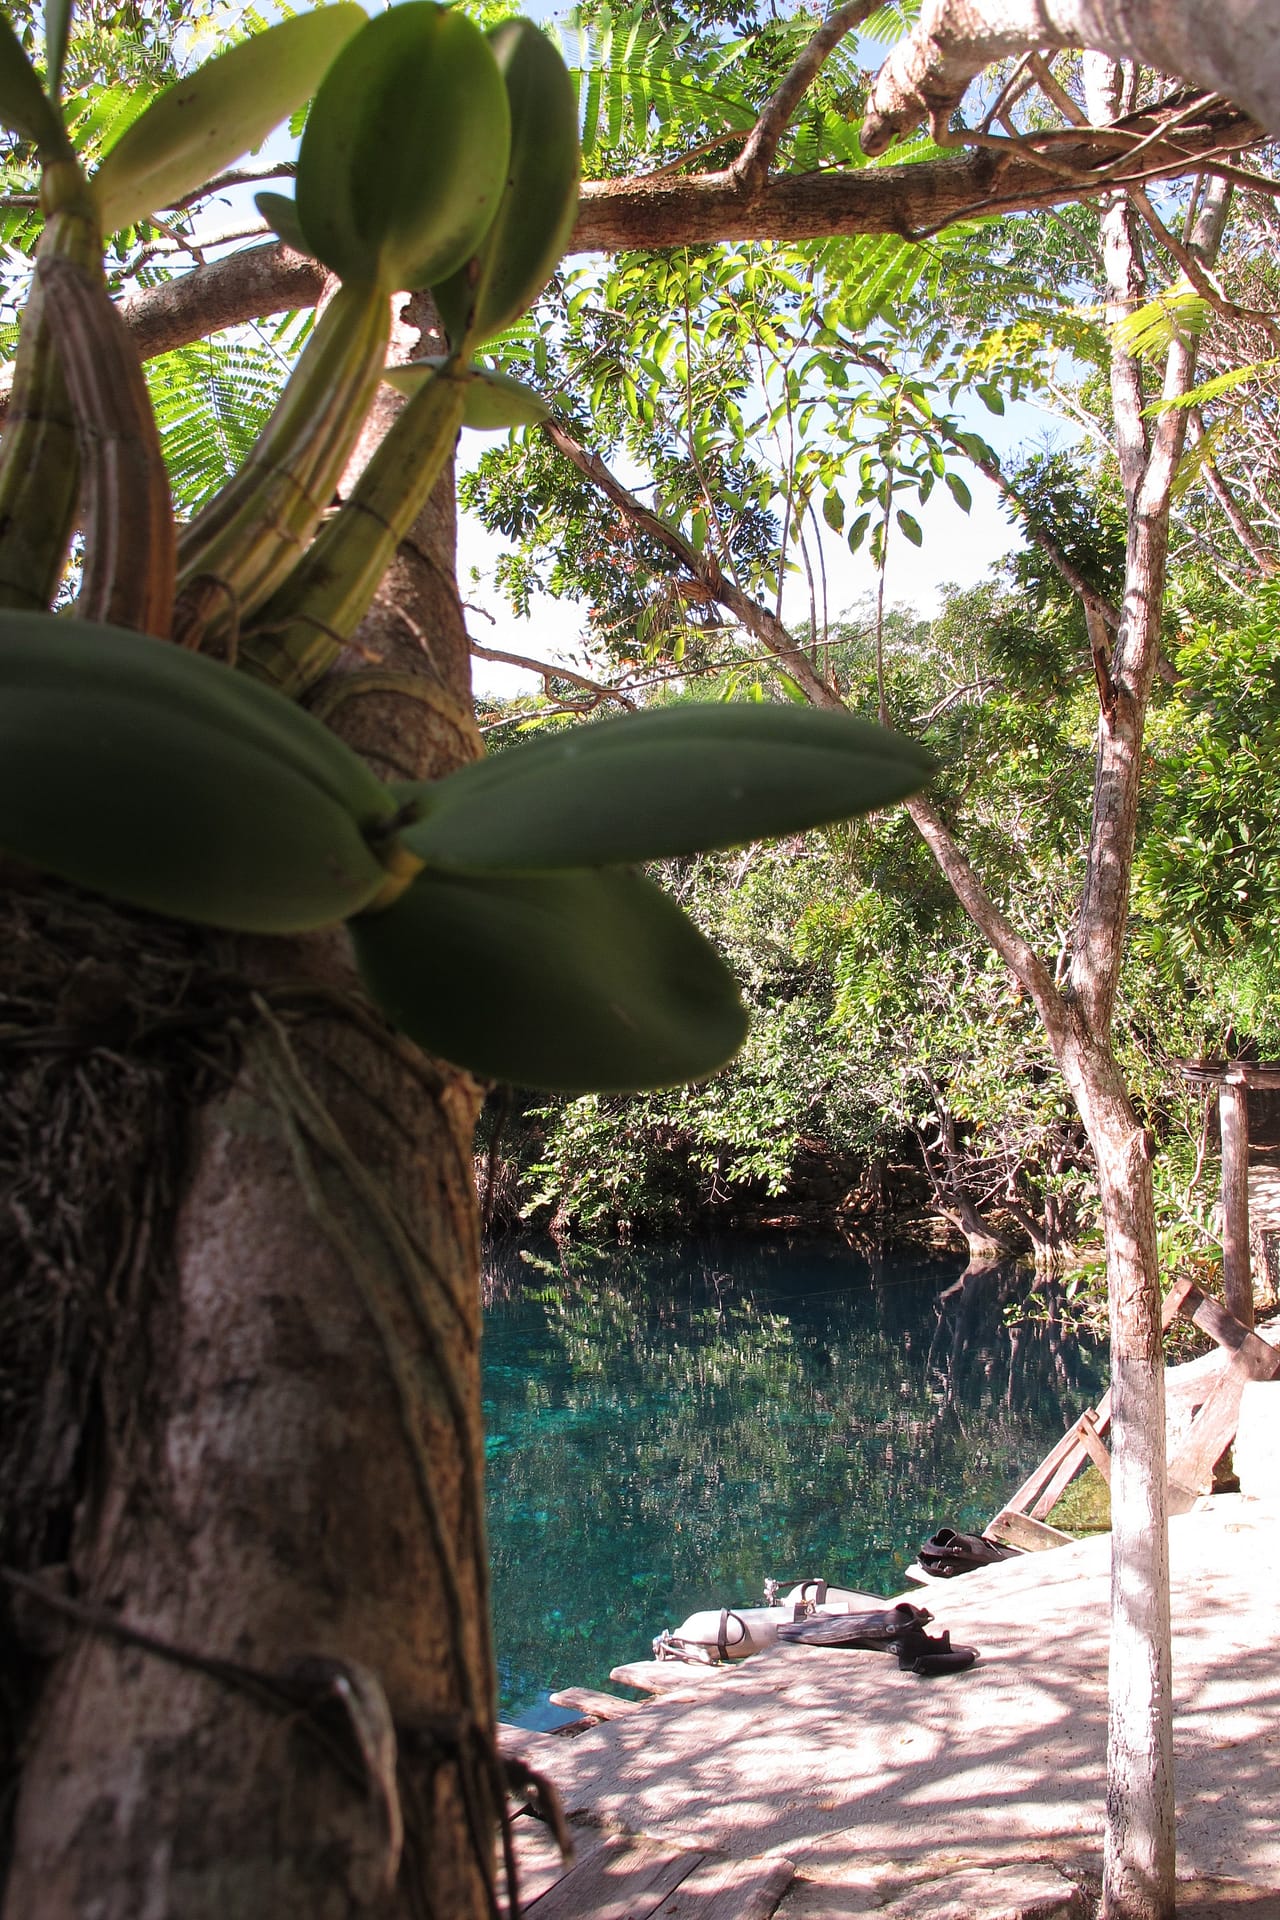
[987,1277,1280,1549]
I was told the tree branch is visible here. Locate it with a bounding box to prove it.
[116,241,328,362]
[905,794,1066,1028]
[539,414,1072,1043]
[469,640,635,711]
[1128,181,1280,348]
[730,0,881,196]
[539,416,843,711]
[1187,411,1277,574]
[575,105,1258,250]
[862,0,1280,156]
[0,107,1256,430]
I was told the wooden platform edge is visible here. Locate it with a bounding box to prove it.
[987,1509,1074,1552]
[523,1832,796,1920]
[549,1686,646,1720]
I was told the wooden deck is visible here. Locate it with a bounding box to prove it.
[494,1281,1279,1915]
[498,1810,793,1920]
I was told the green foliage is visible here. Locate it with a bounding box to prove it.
[1048,1464,1110,1535]
[146,335,291,515]
[1138,582,1280,961]
[460,226,1030,671]
[0,613,393,931]
[501,549,1280,1248]
[351,865,749,1094]
[396,703,933,874]
[0,7,71,154]
[431,17,580,352]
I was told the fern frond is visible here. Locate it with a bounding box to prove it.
[147,334,290,517]
[1114,287,1211,360]
[1144,356,1279,417]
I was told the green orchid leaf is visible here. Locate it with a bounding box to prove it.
[295,2,510,293]
[44,0,72,103]
[92,4,366,236]
[0,611,393,933]
[0,10,70,153]
[392,705,934,876]
[351,865,747,1092]
[431,17,579,351]
[385,357,550,430]
[255,189,312,257]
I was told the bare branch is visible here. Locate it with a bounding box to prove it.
[0,110,1256,435]
[173,161,297,211]
[1128,181,1280,347]
[469,640,635,711]
[1188,411,1277,574]
[576,103,1259,250]
[731,0,881,195]
[539,416,843,711]
[905,794,1066,1023]
[116,242,328,361]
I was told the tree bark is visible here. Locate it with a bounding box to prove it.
[1,300,501,1919]
[863,0,1280,153]
[1065,1027,1174,1920]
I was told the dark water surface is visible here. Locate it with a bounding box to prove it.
[482,1238,1105,1723]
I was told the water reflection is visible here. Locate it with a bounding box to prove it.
[482,1238,1105,1721]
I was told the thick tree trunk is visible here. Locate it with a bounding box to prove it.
[862,0,1280,152]
[1,303,501,1919]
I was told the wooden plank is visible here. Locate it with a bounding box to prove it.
[1005,1410,1094,1517]
[550,1687,647,1721]
[497,1722,563,1755]
[526,1834,703,1920]
[1167,1335,1280,1513]
[1174,1280,1248,1354]
[653,1854,795,1920]
[987,1509,1074,1551]
[609,1660,725,1695]
[497,1814,606,1913]
[1076,1407,1112,1484]
[1161,1274,1199,1327]
[1028,1391,1115,1518]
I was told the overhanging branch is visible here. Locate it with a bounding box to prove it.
[540,416,842,712]
[0,106,1254,422]
[574,105,1257,250]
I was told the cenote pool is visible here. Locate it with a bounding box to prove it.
[482,1238,1106,1724]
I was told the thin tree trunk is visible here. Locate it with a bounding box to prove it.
[1219,1079,1254,1330]
[1062,1026,1174,1919]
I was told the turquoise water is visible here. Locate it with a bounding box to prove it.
[482,1238,1106,1723]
